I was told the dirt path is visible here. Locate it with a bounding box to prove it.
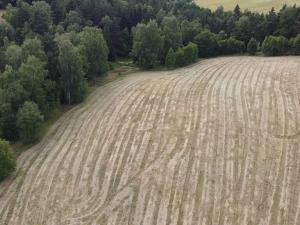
[1,56,300,225]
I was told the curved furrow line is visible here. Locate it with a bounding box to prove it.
[189,59,237,224]
[77,79,157,200]
[65,79,147,194]
[254,61,288,225]
[64,80,163,219]
[269,59,296,224]
[213,58,250,225]
[68,73,184,222]
[8,77,145,225]
[11,100,92,225]
[109,58,231,225]
[32,79,145,224]
[151,59,233,225]
[240,59,273,225]
[195,58,240,224]
[171,59,232,225]
[237,58,266,205]
[247,60,276,224]
[273,60,300,225]
[1,57,300,225]
[42,79,150,223]
[0,95,83,217]
[87,64,203,224]
[223,58,255,225]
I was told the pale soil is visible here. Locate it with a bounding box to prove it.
[195,0,299,12]
[1,56,300,225]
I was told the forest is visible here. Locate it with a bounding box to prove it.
[0,0,299,180]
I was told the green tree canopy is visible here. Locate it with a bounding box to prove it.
[0,139,16,181]
[21,38,47,63]
[132,20,163,68]
[292,34,300,55]
[29,1,52,35]
[262,35,289,56]
[18,56,48,113]
[193,30,219,57]
[79,27,109,80]
[16,101,44,143]
[247,38,259,55]
[162,16,182,56]
[5,44,23,69]
[165,48,176,69]
[58,39,87,104]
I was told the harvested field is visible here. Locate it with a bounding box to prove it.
[195,0,299,12]
[1,56,300,225]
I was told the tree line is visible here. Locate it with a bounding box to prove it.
[0,0,299,180]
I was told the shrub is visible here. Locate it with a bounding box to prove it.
[132,20,163,69]
[247,38,259,55]
[292,34,300,55]
[175,48,185,67]
[262,35,289,56]
[0,139,16,181]
[17,101,44,143]
[193,30,218,57]
[165,48,176,69]
[182,42,198,64]
[218,37,245,54]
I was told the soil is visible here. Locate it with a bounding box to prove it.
[1,56,300,225]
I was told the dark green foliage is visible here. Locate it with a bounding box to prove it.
[181,20,202,45]
[21,38,47,62]
[162,16,182,56]
[0,139,16,181]
[172,42,198,68]
[29,1,52,35]
[217,30,227,41]
[292,34,300,55]
[182,42,198,65]
[132,20,163,68]
[0,21,15,47]
[218,37,245,54]
[18,56,49,113]
[262,35,289,56]
[277,7,300,38]
[64,10,83,30]
[175,48,185,67]
[247,38,259,55]
[5,44,23,69]
[58,39,87,104]
[193,30,219,57]
[165,48,175,69]
[79,27,109,80]
[17,101,44,143]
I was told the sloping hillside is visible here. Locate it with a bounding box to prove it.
[1,57,300,225]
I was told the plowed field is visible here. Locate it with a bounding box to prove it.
[1,57,300,225]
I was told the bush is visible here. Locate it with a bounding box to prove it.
[292,34,300,55]
[247,38,259,55]
[262,35,289,56]
[218,37,245,54]
[0,139,16,181]
[165,48,176,69]
[175,48,185,67]
[193,30,218,57]
[17,101,44,143]
[182,42,198,64]
[132,20,163,69]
